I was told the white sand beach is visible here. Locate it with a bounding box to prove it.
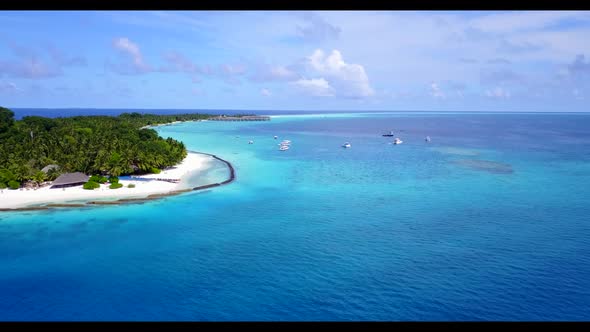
[0,152,212,209]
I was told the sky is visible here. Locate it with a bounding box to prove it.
[0,10,589,112]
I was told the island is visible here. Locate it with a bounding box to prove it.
[0,107,236,210]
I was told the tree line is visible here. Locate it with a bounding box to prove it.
[0,107,212,189]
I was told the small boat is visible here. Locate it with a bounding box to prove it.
[274,136,278,139]
[425,136,431,142]
[342,142,351,148]
[382,131,394,137]
[393,138,403,145]
[279,145,289,151]
[248,140,254,144]
[281,140,291,145]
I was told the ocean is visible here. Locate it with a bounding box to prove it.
[1,111,589,321]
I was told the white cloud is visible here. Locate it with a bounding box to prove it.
[217,63,247,85]
[46,45,86,67]
[486,87,511,99]
[221,64,247,76]
[0,81,20,93]
[160,51,198,73]
[260,88,271,97]
[111,37,151,74]
[291,78,334,97]
[263,65,300,81]
[113,37,141,59]
[487,58,511,65]
[296,12,341,42]
[430,82,445,99]
[270,66,298,80]
[568,54,590,77]
[572,88,585,100]
[305,49,374,98]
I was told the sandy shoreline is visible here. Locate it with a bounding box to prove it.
[0,152,213,209]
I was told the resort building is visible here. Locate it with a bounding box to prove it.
[50,172,89,189]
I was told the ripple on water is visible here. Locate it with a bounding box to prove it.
[453,159,514,174]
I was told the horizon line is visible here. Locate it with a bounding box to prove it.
[7,107,590,114]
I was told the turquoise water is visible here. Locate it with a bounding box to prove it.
[1,112,590,321]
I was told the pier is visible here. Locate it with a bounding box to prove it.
[209,115,270,121]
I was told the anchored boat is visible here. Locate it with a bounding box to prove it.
[382,131,394,137]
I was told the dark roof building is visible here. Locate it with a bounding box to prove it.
[50,172,89,189]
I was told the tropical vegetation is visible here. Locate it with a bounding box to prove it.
[0,106,211,189]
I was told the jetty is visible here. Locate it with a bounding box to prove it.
[209,115,270,122]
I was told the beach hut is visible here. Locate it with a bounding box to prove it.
[50,172,89,189]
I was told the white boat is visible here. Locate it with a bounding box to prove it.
[425,136,431,142]
[342,142,351,148]
[393,138,403,145]
[281,140,291,145]
[248,140,254,144]
[274,136,278,139]
[279,145,289,151]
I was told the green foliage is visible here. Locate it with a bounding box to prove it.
[0,107,210,182]
[0,169,16,184]
[8,180,20,190]
[22,116,57,131]
[83,181,100,190]
[0,107,15,134]
[127,183,135,188]
[33,170,46,183]
[89,175,108,184]
[109,182,123,189]
[74,127,93,135]
[46,167,61,181]
[108,176,119,184]
[0,182,6,189]
[150,167,161,174]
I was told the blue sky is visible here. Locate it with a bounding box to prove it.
[0,10,589,111]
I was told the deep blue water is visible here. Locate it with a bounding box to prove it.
[1,111,590,321]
